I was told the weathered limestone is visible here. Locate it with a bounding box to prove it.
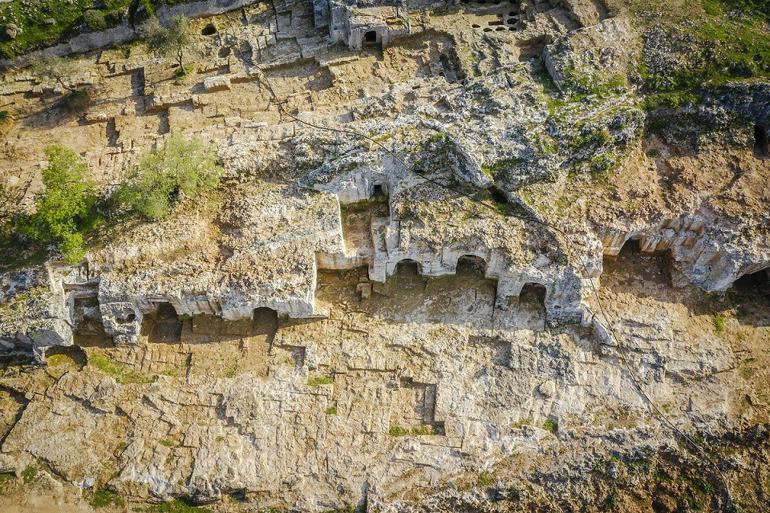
[0,267,73,360]
[1,1,770,511]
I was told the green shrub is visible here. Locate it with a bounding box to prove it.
[325,405,337,415]
[141,15,191,72]
[713,314,726,333]
[543,418,558,434]
[144,499,211,513]
[63,89,91,112]
[0,111,8,123]
[90,489,124,508]
[22,146,97,263]
[388,425,409,437]
[116,134,223,220]
[307,375,334,387]
[84,9,107,31]
[476,471,494,487]
[21,466,37,484]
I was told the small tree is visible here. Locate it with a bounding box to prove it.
[141,16,192,75]
[30,55,78,92]
[117,133,223,220]
[29,55,91,112]
[23,146,97,263]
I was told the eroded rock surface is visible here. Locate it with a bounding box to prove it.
[0,0,769,511]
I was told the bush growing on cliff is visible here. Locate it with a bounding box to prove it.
[141,15,191,74]
[21,146,97,264]
[116,134,223,220]
[29,55,92,112]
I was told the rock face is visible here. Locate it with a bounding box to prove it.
[0,0,769,512]
[0,267,73,361]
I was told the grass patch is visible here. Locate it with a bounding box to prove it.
[481,158,523,179]
[645,148,661,157]
[0,0,134,58]
[90,489,125,508]
[476,471,494,487]
[89,351,155,385]
[543,418,559,434]
[388,425,436,436]
[712,314,726,333]
[307,375,334,387]
[46,353,77,367]
[639,0,770,102]
[325,405,337,415]
[20,466,37,484]
[159,438,177,447]
[144,499,212,513]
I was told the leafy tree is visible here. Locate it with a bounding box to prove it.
[83,9,108,32]
[141,15,191,75]
[29,55,91,112]
[23,146,97,263]
[29,55,79,92]
[117,133,223,220]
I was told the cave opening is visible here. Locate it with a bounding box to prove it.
[754,123,768,157]
[72,295,114,347]
[619,238,642,255]
[148,302,182,343]
[253,307,279,340]
[396,259,421,276]
[519,282,547,309]
[201,24,217,36]
[456,255,487,277]
[733,268,770,297]
[364,30,378,45]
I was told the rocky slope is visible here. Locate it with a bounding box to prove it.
[0,0,768,511]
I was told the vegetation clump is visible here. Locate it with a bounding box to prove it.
[712,314,726,333]
[89,489,125,508]
[116,133,223,220]
[543,418,558,434]
[141,15,192,74]
[388,425,436,436]
[0,472,15,495]
[89,350,155,384]
[307,375,334,387]
[20,146,98,264]
[20,466,37,484]
[0,0,135,58]
[144,499,212,513]
[639,0,770,106]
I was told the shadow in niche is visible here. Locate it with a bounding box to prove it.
[146,303,183,343]
[456,255,487,277]
[754,123,768,158]
[72,296,115,348]
[730,269,770,327]
[44,345,87,368]
[602,239,770,328]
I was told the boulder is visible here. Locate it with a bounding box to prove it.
[203,75,232,92]
[2,23,20,40]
